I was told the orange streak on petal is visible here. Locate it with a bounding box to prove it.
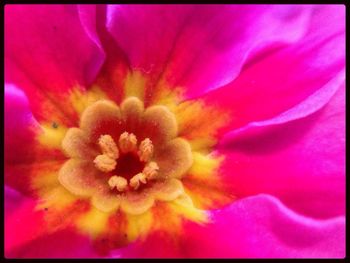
[146,78,183,109]
[43,199,90,233]
[30,160,67,197]
[151,202,183,235]
[174,100,230,151]
[92,211,129,255]
[183,178,235,210]
[27,89,79,127]
[182,152,236,209]
[69,85,108,117]
[93,59,128,105]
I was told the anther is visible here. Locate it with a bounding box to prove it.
[138,138,154,162]
[98,134,119,159]
[94,154,117,172]
[119,132,138,153]
[129,173,147,190]
[108,175,128,192]
[143,162,159,180]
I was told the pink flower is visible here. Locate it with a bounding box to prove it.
[5,4,345,258]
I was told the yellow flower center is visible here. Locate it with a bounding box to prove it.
[58,96,193,215]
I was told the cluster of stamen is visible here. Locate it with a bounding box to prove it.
[93,135,119,172]
[138,138,154,162]
[119,132,138,153]
[93,132,159,192]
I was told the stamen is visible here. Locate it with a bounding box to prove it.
[129,173,147,190]
[94,154,117,172]
[143,162,159,180]
[119,132,138,153]
[138,138,154,162]
[98,134,119,159]
[108,175,128,192]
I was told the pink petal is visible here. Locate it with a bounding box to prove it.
[5,85,66,195]
[79,4,130,104]
[5,4,105,126]
[182,194,345,258]
[222,71,344,138]
[217,82,345,219]
[106,5,312,98]
[202,5,345,131]
[77,5,105,57]
[5,84,40,164]
[5,186,30,215]
[5,199,46,255]
[5,188,98,258]
[111,232,182,258]
[6,227,99,258]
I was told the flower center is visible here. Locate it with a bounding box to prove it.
[58,96,194,214]
[93,132,159,192]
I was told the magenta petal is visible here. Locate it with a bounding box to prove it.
[5,199,45,255]
[5,84,66,195]
[217,83,345,219]
[5,84,39,193]
[202,5,345,130]
[106,5,312,97]
[5,186,30,215]
[4,191,98,258]
[111,232,181,258]
[5,84,39,165]
[78,5,105,58]
[6,227,99,259]
[222,70,345,139]
[5,4,104,86]
[5,4,105,125]
[183,194,345,258]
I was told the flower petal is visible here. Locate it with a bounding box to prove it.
[121,192,155,216]
[182,152,235,210]
[107,5,312,99]
[182,194,345,258]
[110,231,181,258]
[5,199,47,255]
[6,227,100,258]
[80,100,122,143]
[152,178,184,202]
[221,70,344,139]
[58,159,101,197]
[140,105,177,145]
[217,83,345,219]
[83,5,130,104]
[91,188,121,213]
[5,5,105,126]
[154,138,193,179]
[62,128,99,160]
[5,186,31,216]
[174,100,229,151]
[5,85,66,195]
[120,96,144,134]
[77,5,105,58]
[201,5,345,131]
[4,85,59,164]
